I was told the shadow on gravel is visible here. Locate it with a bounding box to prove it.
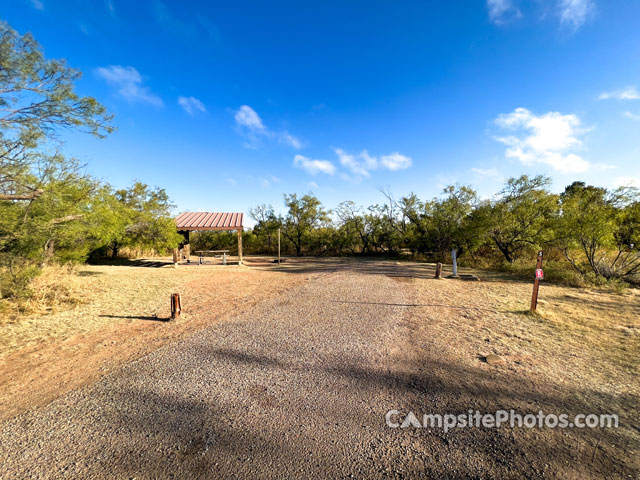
[192,346,638,479]
[248,257,533,285]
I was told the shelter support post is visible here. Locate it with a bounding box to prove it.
[237,229,243,265]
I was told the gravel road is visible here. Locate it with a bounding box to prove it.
[0,266,426,479]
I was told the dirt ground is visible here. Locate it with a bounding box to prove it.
[0,257,306,421]
[0,257,638,478]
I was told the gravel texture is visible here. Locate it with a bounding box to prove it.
[0,268,415,479]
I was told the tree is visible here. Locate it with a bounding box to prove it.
[0,20,115,277]
[0,21,113,200]
[556,182,640,279]
[249,204,280,253]
[282,193,330,256]
[480,175,558,263]
[109,182,182,258]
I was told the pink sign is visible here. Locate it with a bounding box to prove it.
[535,269,544,279]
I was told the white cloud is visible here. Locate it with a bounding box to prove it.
[471,167,501,177]
[178,96,206,115]
[30,0,44,10]
[559,0,595,31]
[96,65,163,107]
[623,111,640,121]
[487,0,521,24]
[226,178,237,186]
[308,181,319,189]
[234,106,302,149]
[331,148,412,179]
[381,152,412,171]
[234,105,265,131]
[333,148,377,178]
[494,107,591,173]
[293,154,336,176]
[599,86,640,101]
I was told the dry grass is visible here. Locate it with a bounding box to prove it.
[394,267,640,476]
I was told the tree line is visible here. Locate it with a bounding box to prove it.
[192,178,640,285]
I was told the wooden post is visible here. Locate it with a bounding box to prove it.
[172,248,179,266]
[237,229,243,265]
[435,262,442,279]
[530,251,543,312]
[170,293,181,319]
[278,227,281,265]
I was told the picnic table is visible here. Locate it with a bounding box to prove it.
[195,250,230,265]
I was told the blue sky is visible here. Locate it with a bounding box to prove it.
[4,0,640,220]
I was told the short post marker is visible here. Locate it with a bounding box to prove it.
[170,293,181,320]
[435,262,442,279]
[530,251,544,313]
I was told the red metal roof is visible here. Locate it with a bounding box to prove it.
[175,212,244,230]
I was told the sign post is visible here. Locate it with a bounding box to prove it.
[530,251,544,312]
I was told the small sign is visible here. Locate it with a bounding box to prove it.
[535,269,544,279]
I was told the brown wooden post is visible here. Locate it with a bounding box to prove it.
[170,293,181,319]
[237,229,243,265]
[530,251,543,312]
[435,262,442,279]
[278,227,281,265]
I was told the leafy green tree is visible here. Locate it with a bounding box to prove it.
[556,182,640,279]
[0,21,113,200]
[109,182,182,258]
[283,193,330,256]
[249,204,280,253]
[479,175,558,263]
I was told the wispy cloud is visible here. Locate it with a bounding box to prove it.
[613,176,640,188]
[559,0,596,31]
[471,167,501,177]
[293,154,336,176]
[233,105,303,149]
[279,131,304,149]
[381,152,412,171]
[29,0,44,10]
[226,178,237,186]
[331,148,412,180]
[598,86,640,101]
[623,111,640,121]
[487,0,521,24]
[178,96,206,115]
[493,107,591,172]
[96,65,163,107]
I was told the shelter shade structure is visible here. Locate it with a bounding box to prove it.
[174,212,244,264]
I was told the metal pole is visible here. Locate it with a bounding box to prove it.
[451,249,458,277]
[278,228,281,265]
[530,251,543,312]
